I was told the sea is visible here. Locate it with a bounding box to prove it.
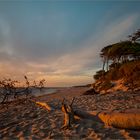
[32,88,58,96]
[0,87,58,103]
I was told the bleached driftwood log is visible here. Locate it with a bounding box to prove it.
[28,98,54,112]
[35,101,54,111]
[74,110,140,130]
[61,98,75,129]
[98,112,140,130]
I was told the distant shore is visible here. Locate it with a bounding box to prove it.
[32,87,58,96]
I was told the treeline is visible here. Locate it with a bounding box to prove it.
[94,29,140,90]
[0,76,46,104]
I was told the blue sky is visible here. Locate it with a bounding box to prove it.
[0,1,140,86]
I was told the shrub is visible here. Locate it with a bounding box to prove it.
[93,70,105,80]
[98,80,114,92]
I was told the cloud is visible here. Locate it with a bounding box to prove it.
[0,12,139,86]
[40,14,138,75]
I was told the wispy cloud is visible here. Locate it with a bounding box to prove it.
[38,14,139,76]
[0,1,139,86]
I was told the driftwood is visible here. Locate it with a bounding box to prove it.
[73,110,140,130]
[98,112,140,130]
[61,98,75,129]
[35,101,54,111]
[61,98,101,129]
[75,110,140,130]
[74,110,102,123]
[29,98,140,130]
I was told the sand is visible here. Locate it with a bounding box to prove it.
[0,87,140,139]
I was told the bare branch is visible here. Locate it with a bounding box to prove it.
[70,97,75,106]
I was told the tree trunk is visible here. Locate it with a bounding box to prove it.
[106,58,109,71]
[102,57,106,71]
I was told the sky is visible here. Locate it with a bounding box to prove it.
[0,1,140,87]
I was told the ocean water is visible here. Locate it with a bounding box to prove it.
[32,88,57,96]
[0,88,57,103]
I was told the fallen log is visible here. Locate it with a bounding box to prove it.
[74,110,102,123]
[27,98,54,112]
[36,101,54,111]
[98,112,140,130]
[61,98,75,129]
[71,108,140,130]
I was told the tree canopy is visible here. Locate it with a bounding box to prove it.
[100,29,140,71]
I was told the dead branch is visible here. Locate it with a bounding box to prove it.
[70,97,75,106]
[61,97,75,129]
[35,101,54,112]
[74,110,102,122]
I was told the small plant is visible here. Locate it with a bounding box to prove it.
[93,70,105,80]
[33,79,46,92]
[0,76,46,104]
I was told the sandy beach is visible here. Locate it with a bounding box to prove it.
[0,87,140,140]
